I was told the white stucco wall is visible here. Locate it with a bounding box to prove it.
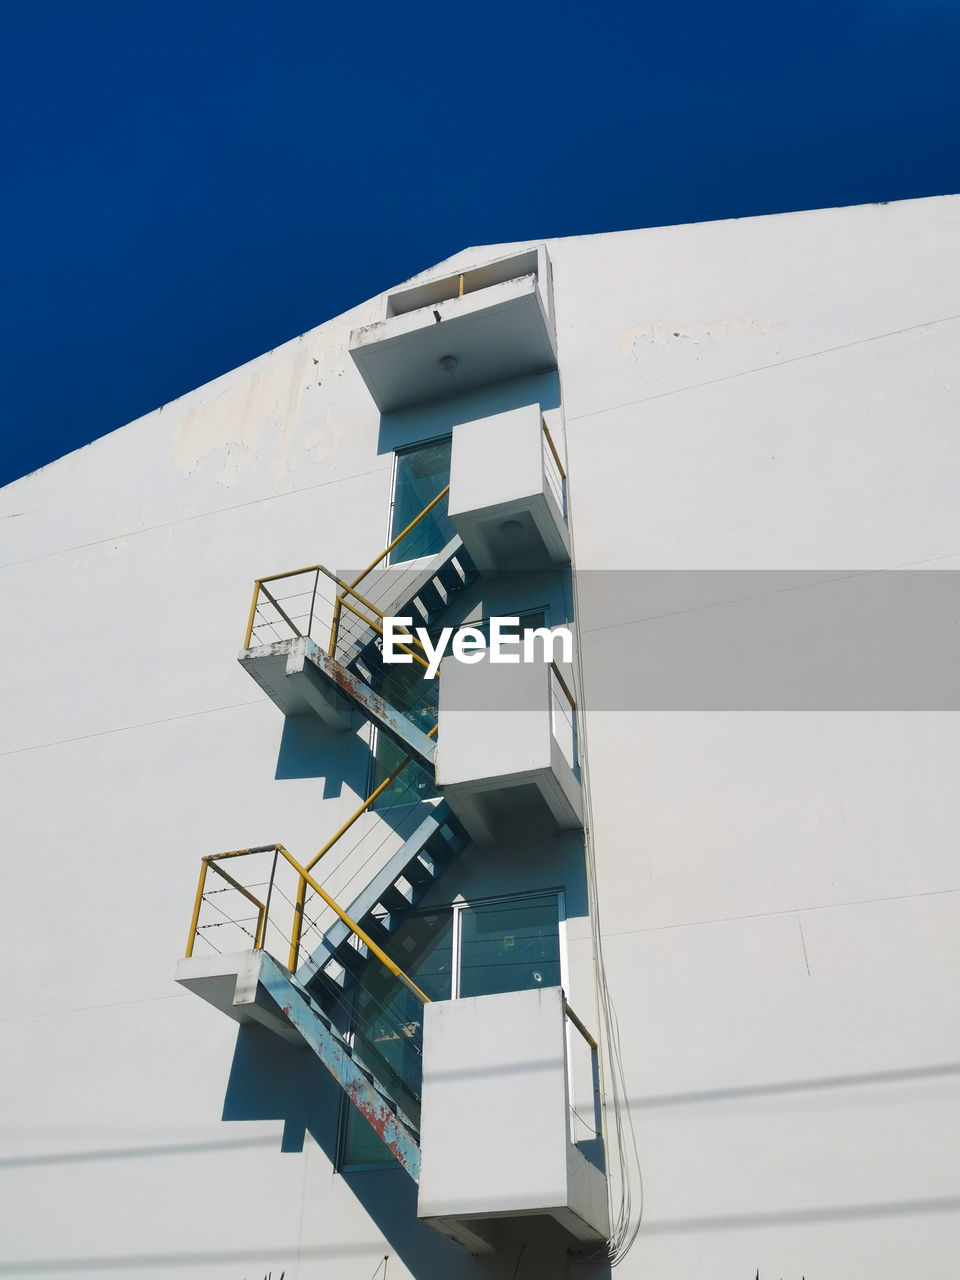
[552,194,960,1280]
[1,194,958,1279]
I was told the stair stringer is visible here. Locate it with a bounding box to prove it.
[255,951,423,1180]
[337,535,479,675]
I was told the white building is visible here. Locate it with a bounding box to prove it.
[2,194,959,1279]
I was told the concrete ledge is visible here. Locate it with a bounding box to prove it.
[349,276,557,412]
[417,987,609,1248]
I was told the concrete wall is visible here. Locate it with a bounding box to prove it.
[554,194,960,1279]
[418,986,572,1221]
[1,194,958,1278]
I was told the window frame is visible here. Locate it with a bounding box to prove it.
[337,886,567,1172]
[385,434,454,568]
[450,886,567,999]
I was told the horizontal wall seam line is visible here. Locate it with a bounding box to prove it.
[628,1061,960,1110]
[576,547,960,593]
[0,992,188,1026]
[596,885,960,938]
[577,565,960,638]
[0,463,390,573]
[0,1241,380,1273]
[0,1134,278,1169]
[565,312,960,426]
[0,698,265,758]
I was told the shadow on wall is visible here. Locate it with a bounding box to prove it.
[274,714,363,792]
[273,704,438,848]
[222,1025,613,1280]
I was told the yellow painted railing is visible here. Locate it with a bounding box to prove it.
[327,484,450,659]
[185,841,430,1005]
[285,721,438,970]
[241,483,451,662]
[541,420,566,482]
[541,418,566,515]
[242,561,428,668]
[563,999,598,1051]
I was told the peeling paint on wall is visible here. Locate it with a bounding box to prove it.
[170,366,280,485]
[167,319,362,490]
[615,314,785,361]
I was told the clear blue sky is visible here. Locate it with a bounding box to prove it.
[1,0,957,487]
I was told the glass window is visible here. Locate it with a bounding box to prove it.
[369,731,438,810]
[458,892,561,999]
[390,438,453,563]
[368,657,440,809]
[341,892,561,1167]
[341,909,453,1169]
[341,1108,393,1170]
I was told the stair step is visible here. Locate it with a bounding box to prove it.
[435,558,465,593]
[300,810,455,976]
[422,831,455,863]
[415,847,447,878]
[380,882,415,914]
[333,939,369,974]
[358,912,392,948]
[414,580,446,620]
[408,594,432,627]
[402,855,435,888]
[438,817,470,850]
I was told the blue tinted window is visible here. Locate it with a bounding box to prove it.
[390,439,453,562]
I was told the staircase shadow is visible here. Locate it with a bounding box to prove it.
[222,1023,340,1154]
[221,1024,610,1278]
[274,713,376,797]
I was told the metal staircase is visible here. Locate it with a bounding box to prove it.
[301,800,469,1013]
[176,456,610,1256]
[180,486,476,1183]
[255,950,423,1179]
[336,535,479,685]
[238,490,478,757]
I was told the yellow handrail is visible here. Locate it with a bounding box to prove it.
[287,723,440,967]
[184,855,267,957]
[335,595,429,669]
[550,661,577,711]
[184,841,429,1005]
[243,483,453,658]
[542,420,566,482]
[346,484,450,592]
[279,845,430,1004]
[328,484,451,657]
[564,999,598,1051]
[243,561,429,667]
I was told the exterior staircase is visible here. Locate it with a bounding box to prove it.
[301,800,469,1014]
[176,947,423,1180]
[184,505,478,1184]
[237,533,478,765]
[336,536,479,686]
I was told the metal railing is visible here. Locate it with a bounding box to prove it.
[241,485,453,665]
[328,484,451,660]
[563,997,603,1148]
[185,842,430,1006]
[185,834,434,1119]
[287,725,438,972]
[242,560,429,669]
[542,419,567,520]
[550,660,578,772]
